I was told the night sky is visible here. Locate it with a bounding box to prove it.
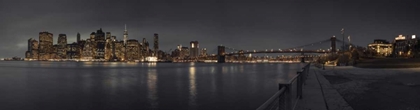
[1,0,420,58]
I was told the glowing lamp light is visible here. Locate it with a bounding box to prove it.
[412,35,416,39]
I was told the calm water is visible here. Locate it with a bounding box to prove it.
[0,61,304,110]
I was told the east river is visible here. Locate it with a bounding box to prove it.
[0,61,305,110]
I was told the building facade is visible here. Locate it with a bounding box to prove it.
[393,35,420,57]
[367,39,393,57]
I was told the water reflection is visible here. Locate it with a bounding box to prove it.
[39,61,52,67]
[189,66,197,109]
[222,66,228,73]
[0,62,305,110]
[147,63,157,67]
[82,62,93,67]
[147,68,158,108]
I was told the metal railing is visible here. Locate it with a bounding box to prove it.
[257,63,311,110]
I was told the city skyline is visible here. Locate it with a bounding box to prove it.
[2,0,420,58]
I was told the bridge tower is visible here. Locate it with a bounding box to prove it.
[217,46,226,63]
[331,36,336,52]
[301,52,305,63]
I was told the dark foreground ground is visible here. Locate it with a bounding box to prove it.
[319,67,420,110]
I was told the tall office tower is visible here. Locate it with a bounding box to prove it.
[124,24,128,45]
[90,32,95,41]
[38,31,53,60]
[111,36,117,59]
[77,33,81,43]
[189,41,199,59]
[142,38,147,56]
[106,32,111,39]
[25,38,38,59]
[126,39,140,61]
[105,32,112,60]
[114,41,126,61]
[330,36,336,52]
[142,38,146,49]
[217,46,226,63]
[27,38,32,52]
[57,34,68,59]
[145,41,150,56]
[153,33,159,57]
[82,39,94,60]
[30,39,39,59]
[95,28,106,59]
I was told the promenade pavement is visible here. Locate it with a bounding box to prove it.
[295,67,353,110]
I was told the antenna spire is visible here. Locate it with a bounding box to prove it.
[125,24,127,31]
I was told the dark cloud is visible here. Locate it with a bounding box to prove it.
[1,0,419,57]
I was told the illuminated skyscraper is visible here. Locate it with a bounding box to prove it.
[190,41,199,59]
[154,33,159,57]
[95,28,105,59]
[126,39,140,61]
[25,38,36,59]
[124,24,128,45]
[38,31,53,60]
[57,34,67,59]
[77,33,81,43]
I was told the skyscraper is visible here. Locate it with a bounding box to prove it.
[57,34,67,59]
[124,24,128,45]
[190,41,199,59]
[38,31,53,60]
[154,33,159,57]
[77,33,81,43]
[105,32,112,60]
[95,28,105,59]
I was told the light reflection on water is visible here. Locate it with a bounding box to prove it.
[189,66,197,109]
[147,68,158,109]
[0,61,304,110]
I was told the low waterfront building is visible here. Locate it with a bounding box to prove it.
[367,39,393,57]
[392,35,420,57]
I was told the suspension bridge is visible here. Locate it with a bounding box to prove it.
[209,36,360,63]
